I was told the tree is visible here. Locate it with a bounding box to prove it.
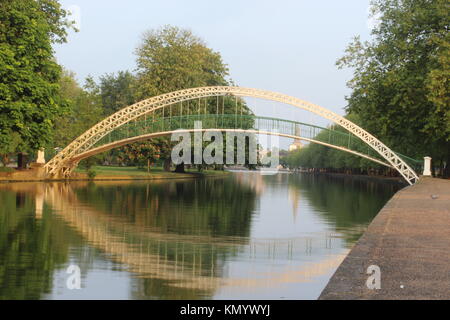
[281,113,391,175]
[98,71,137,116]
[116,137,171,171]
[0,132,20,167]
[338,0,450,176]
[135,25,229,99]
[0,0,73,162]
[50,71,103,151]
[133,25,252,171]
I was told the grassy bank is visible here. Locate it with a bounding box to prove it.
[75,166,230,180]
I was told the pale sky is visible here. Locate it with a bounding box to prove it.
[54,0,374,145]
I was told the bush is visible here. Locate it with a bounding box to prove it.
[0,167,14,173]
[87,169,97,180]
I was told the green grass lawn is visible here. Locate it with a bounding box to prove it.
[75,166,229,178]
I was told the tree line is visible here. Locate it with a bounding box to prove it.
[1,0,448,176]
[281,114,392,176]
[0,1,253,172]
[282,0,449,178]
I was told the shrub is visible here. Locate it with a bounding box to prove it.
[87,169,97,180]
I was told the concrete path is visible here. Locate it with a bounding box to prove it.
[319,177,450,300]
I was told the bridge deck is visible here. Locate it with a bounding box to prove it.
[319,177,450,300]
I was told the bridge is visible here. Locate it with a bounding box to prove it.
[44,86,420,185]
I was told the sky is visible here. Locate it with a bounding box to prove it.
[54,0,375,147]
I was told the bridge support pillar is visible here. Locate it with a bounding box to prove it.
[36,149,46,164]
[423,156,432,176]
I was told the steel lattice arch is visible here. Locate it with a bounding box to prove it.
[44,86,420,185]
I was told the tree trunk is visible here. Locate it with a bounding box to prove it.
[174,162,185,173]
[17,153,27,169]
[163,158,171,172]
[0,154,9,167]
[443,156,450,178]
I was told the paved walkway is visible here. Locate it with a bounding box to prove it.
[319,177,450,300]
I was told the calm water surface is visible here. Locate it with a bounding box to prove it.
[0,173,402,299]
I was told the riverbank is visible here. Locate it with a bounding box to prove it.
[81,166,231,181]
[0,165,230,182]
[297,171,407,186]
[319,177,450,300]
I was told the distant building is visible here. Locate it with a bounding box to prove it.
[289,125,303,152]
[288,139,303,152]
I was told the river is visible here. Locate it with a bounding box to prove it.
[0,172,402,299]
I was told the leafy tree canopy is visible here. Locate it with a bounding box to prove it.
[50,70,103,151]
[99,71,137,116]
[135,25,230,99]
[337,0,449,168]
[0,0,73,157]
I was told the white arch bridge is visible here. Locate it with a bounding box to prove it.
[45,86,420,185]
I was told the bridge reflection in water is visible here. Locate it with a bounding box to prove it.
[0,173,401,299]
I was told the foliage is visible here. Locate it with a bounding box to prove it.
[282,113,391,174]
[98,71,137,116]
[135,25,229,99]
[3,19,256,170]
[87,169,97,180]
[126,25,253,170]
[0,0,73,157]
[116,137,170,168]
[52,71,102,146]
[338,0,450,174]
[0,132,20,166]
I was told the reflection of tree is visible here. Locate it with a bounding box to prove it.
[287,174,402,245]
[0,188,75,299]
[75,178,257,238]
[134,278,208,300]
[57,178,257,300]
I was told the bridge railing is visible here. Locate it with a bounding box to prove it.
[394,153,423,173]
[92,114,383,159]
[94,114,345,142]
[88,114,420,168]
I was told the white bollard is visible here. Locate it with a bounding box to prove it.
[36,149,46,164]
[423,156,432,176]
